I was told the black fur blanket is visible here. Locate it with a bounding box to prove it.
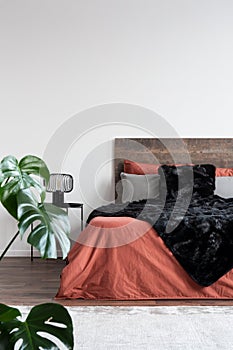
[87,165,233,286]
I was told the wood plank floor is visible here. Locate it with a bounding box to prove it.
[0,257,66,305]
[1,257,233,306]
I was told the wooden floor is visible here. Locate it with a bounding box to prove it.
[1,257,233,306]
[0,257,66,305]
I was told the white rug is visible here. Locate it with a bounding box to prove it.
[17,306,233,349]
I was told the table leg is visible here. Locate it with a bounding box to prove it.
[30,223,33,261]
[81,205,84,230]
[31,245,33,261]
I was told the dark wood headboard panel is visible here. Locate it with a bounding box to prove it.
[115,138,233,189]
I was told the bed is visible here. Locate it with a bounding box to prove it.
[56,138,233,300]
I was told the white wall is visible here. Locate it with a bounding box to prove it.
[1,0,233,256]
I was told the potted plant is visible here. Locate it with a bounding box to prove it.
[0,154,71,259]
[0,155,74,349]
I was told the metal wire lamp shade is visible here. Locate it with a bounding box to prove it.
[46,173,73,205]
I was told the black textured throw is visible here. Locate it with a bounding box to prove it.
[87,165,233,286]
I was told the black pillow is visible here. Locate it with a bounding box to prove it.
[158,164,216,200]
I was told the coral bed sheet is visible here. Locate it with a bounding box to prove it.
[56,217,233,300]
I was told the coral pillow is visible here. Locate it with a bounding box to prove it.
[216,168,233,177]
[124,160,160,175]
[124,160,193,175]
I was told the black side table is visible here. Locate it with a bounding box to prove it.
[30,202,84,261]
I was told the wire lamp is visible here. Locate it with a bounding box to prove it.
[46,173,73,205]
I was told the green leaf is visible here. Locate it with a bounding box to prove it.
[0,304,21,350]
[19,155,50,185]
[0,304,21,322]
[0,324,14,350]
[0,303,74,350]
[17,190,71,259]
[0,155,49,219]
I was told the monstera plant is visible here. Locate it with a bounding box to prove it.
[0,154,71,259]
[0,155,74,349]
[0,303,74,349]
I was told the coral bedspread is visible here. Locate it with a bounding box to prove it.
[56,216,233,300]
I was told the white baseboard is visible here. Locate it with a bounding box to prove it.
[0,250,63,258]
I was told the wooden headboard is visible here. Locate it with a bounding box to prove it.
[114,138,233,189]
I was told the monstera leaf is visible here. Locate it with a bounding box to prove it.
[17,189,70,259]
[0,155,49,219]
[0,304,21,322]
[0,154,71,260]
[0,304,21,349]
[0,303,74,350]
